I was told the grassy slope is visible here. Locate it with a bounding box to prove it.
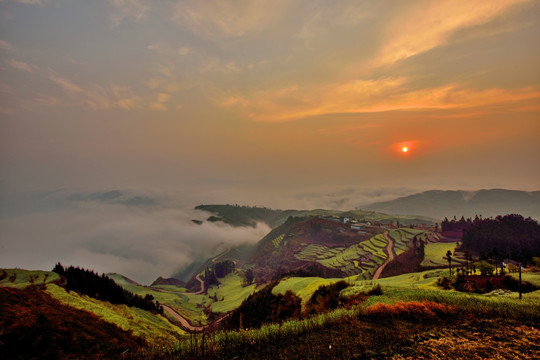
[110,272,258,320]
[162,269,540,359]
[1,269,185,346]
[207,273,257,313]
[421,242,458,267]
[108,273,208,326]
[0,268,60,288]
[45,284,185,345]
[272,277,341,306]
[0,286,145,359]
[270,268,540,315]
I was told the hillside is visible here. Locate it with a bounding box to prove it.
[245,216,437,282]
[362,189,540,220]
[0,286,144,359]
[182,206,439,285]
[3,265,539,359]
[0,269,186,359]
[196,204,437,229]
[195,204,305,228]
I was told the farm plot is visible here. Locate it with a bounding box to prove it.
[387,229,428,255]
[207,273,257,313]
[359,234,387,263]
[421,242,458,267]
[293,233,391,278]
[272,234,285,248]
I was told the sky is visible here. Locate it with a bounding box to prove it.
[1,0,539,283]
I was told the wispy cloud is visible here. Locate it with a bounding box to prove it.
[7,59,36,73]
[172,0,293,39]
[371,0,531,67]
[149,92,170,111]
[48,69,148,110]
[222,77,540,122]
[108,0,150,28]
[5,0,48,5]
[0,40,16,52]
[49,69,83,94]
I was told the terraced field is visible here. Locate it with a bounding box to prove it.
[294,232,390,278]
[387,228,429,255]
[272,234,285,248]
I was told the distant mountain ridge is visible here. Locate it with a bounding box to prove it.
[361,189,540,220]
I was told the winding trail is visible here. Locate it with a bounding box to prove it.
[158,273,212,333]
[372,232,395,280]
[189,273,206,295]
[162,305,204,332]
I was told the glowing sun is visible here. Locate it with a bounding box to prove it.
[401,146,408,153]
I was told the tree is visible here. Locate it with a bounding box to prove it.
[245,269,254,285]
[446,250,453,276]
[475,261,495,276]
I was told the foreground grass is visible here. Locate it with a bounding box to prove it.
[134,293,539,359]
[132,274,540,359]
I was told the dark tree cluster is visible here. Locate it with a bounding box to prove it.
[52,263,162,313]
[204,260,236,287]
[305,280,349,315]
[224,282,301,330]
[272,262,345,281]
[441,216,477,232]
[460,214,540,263]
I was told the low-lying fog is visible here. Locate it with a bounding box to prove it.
[0,187,417,284]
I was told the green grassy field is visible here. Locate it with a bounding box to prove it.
[108,273,209,325]
[163,268,540,359]
[207,273,257,313]
[421,242,458,267]
[0,268,60,288]
[1,269,186,346]
[151,284,187,293]
[272,276,342,306]
[45,284,185,345]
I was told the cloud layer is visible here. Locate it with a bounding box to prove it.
[0,190,271,284]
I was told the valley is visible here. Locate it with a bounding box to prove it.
[1,205,539,359]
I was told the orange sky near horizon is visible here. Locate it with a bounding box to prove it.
[0,0,539,199]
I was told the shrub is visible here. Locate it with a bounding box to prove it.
[364,301,457,322]
[437,276,453,290]
[224,282,302,330]
[366,284,383,296]
[305,280,349,315]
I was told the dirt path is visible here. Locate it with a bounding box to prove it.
[191,273,205,295]
[159,273,208,333]
[162,305,204,332]
[372,232,395,280]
